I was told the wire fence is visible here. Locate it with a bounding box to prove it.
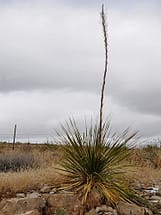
[0,133,55,144]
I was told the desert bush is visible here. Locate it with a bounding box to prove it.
[143,144,161,168]
[0,152,38,172]
[126,149,149,167]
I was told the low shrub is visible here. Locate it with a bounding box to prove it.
[143,144,161,168]
[0,152,38,172]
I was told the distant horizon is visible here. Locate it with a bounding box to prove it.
[0,133,161,147]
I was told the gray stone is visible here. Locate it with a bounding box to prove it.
[50,187,57,194]
[17,210,40,215]
[26,192,41,198]
[117,202,153,215]
[0,197,45,215]
[47,193,83,215]
[16,193,25,198]
[96,205,108,213]
[96,205,117,215]
[40,185,51,193]
[149,195,161,204]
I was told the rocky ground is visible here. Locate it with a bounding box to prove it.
[1,179,161,215]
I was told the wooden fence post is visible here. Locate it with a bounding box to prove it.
[12,124,17,150]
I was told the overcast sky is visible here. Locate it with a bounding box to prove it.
[0,0,161,142]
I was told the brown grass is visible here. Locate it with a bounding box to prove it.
[129,166,161,185]
[0,142,161,199]
[0,143,64,199]
[0,166,64,199]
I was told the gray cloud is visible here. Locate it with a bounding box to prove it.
[108,3,161,116]
[0,1,103,93]
[0,0,161,140]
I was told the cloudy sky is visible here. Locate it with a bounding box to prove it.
[0,0,161,142]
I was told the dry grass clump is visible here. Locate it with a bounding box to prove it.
[127,148,149,166]
[143,144,161,169]
[125,145,161,188]
[0,143,63,168]
[127,145,161,169]
[127,165,161,187]
[0,166,64,199]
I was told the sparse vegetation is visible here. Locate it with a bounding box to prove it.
[0,142,160,202]
[143,144,161,169]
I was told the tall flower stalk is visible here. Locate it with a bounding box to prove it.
[98,4,108,145]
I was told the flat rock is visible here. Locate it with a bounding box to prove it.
[40,185,51,193]
[16,193,25,198]
[50,188,57,194]
[17,210,40,215]
[96,205,108,212]
[150,196,161,201]
[47,193,83,215]
[117,202,153,215]
[150,195,161,204]
[26,192,41,198]
[0,197,45,215]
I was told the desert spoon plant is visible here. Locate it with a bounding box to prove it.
[59,4,147,208]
